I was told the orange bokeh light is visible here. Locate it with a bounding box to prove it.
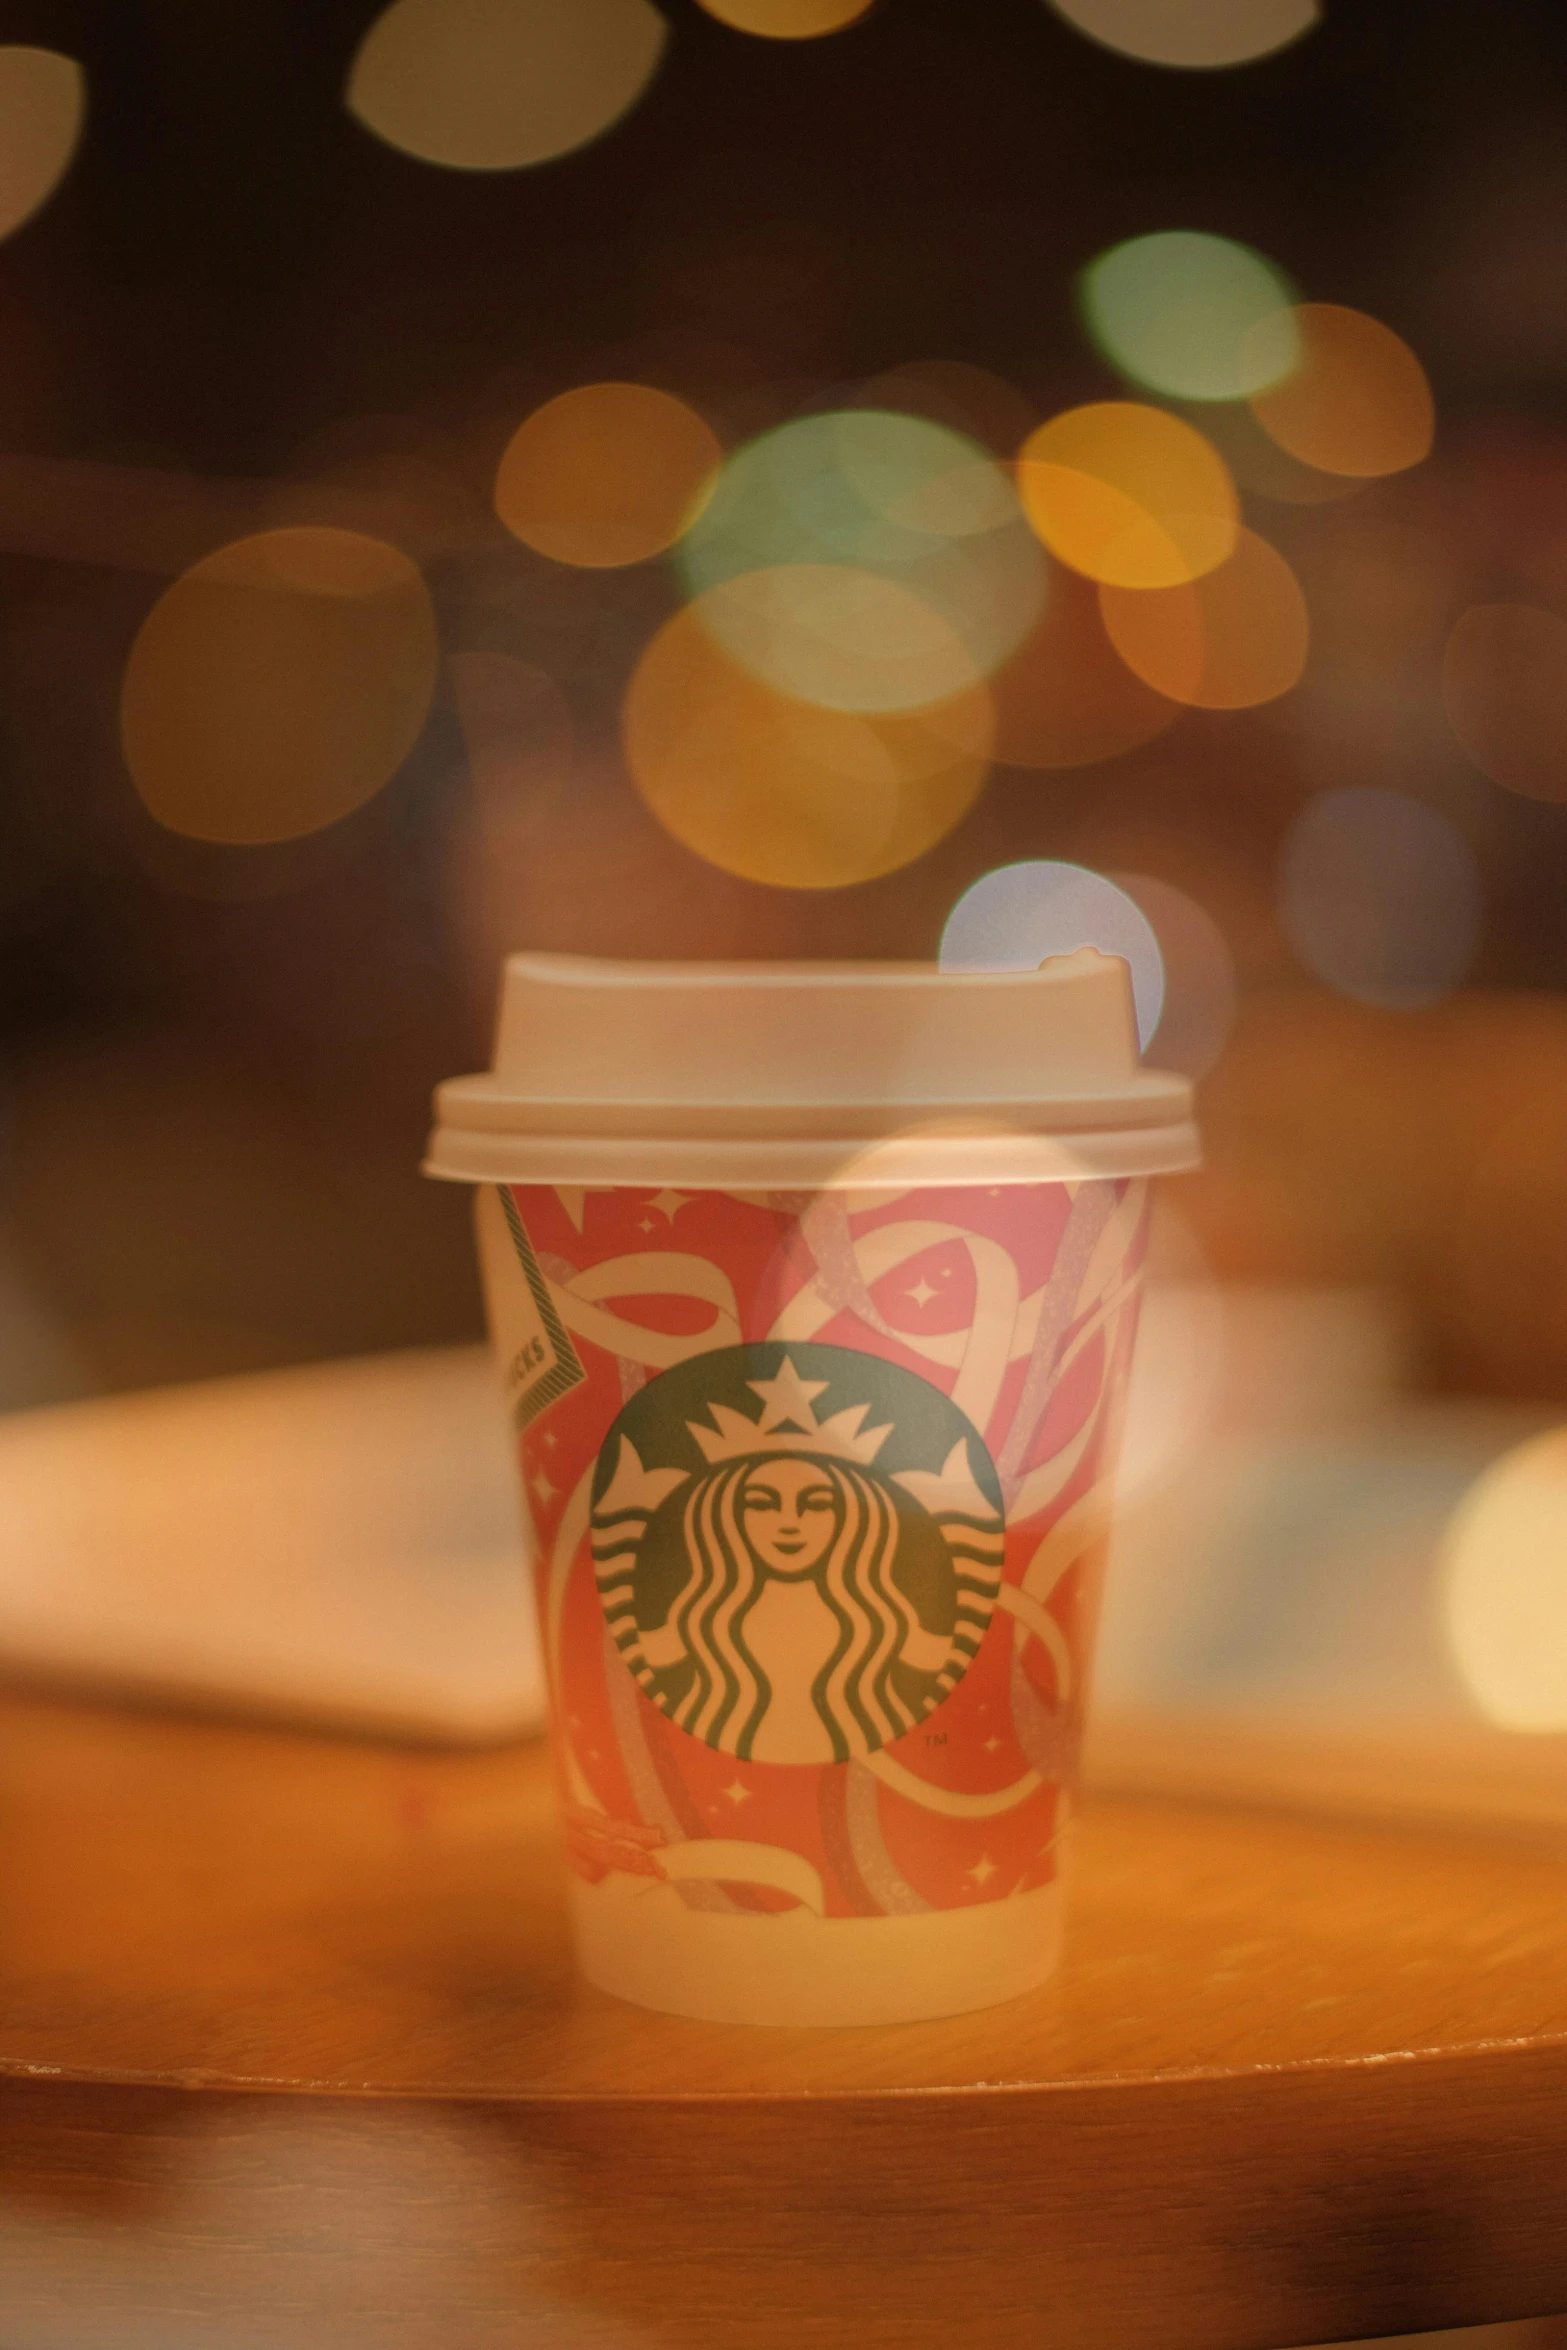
[989,567,1178,770]
[694,0,874,33]
[1443,602,1567,804]
[1248,303,1434,479]
[495,383,721,569]
[623,601,992,889]
[121,528,438,845]
[1017,403,1238,589]
[1099,527,1309,710]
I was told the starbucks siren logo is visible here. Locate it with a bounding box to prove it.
[589,1341,1005,1766]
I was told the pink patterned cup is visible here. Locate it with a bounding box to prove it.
[428,954,1196,2025]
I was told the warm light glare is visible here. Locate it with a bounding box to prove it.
[346,0,668,171]
[989,567,1178,770]
[1047,0,1319,69]
[1080,231,1298,403]
[1442,603,1567,805]
[679,409,1045,710]
[1444,1432,1567,1731]
[121,529,439,845]
[694,0,874,34]
[1099,526,1308,708]
[494,383,720,568]
[940,860,1165,1048]
[623,601,991,889]
[1249,303,1435,479]
[1018,403,1239,589]
[0,47,84,241]
[1279,786,1482,1010]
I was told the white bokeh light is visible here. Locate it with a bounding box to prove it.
[1443,1431,1567,1731]
[1047,0,1319,70]
[940,860,1165,1048]
[346,0,669,172]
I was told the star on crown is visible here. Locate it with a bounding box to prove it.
[688,1356,892,1467]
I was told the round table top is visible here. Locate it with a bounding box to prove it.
[5,1687,1567,2349]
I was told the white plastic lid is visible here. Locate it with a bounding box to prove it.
[425,950,1199,1187]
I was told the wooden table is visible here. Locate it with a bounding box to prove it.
[4,1688,1567,2349]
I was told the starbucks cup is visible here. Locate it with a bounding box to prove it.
[426,951,1197,2026]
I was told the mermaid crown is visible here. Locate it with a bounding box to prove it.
[687,1357,892,1467]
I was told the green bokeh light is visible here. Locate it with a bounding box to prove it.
[676,409,1047,711]
[1080,230,1300,403]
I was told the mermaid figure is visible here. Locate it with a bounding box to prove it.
[592,1357,1004,1764]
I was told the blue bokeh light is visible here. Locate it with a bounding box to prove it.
[939,860,1166,1049]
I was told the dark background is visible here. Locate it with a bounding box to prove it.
[3,0,1567,1402]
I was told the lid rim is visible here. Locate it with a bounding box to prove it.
[433,1074,1194,1137]
[424,1122,1201,1187]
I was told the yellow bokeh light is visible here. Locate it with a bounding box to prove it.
[1443,1431,1567,1731]
[989,567,1177,769]
[0,47,84,242]
[495,383,721,569]
[121,528,439,846]
[694,0,873,33]
[1017,403,1239,589]
[623,601,991,889]
[346,0,668,172]
[1099,527,1308,709]
[1248,304,1435,479]
[1442,603,1567,804]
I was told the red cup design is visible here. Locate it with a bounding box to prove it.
[478,1174,1149,2024]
